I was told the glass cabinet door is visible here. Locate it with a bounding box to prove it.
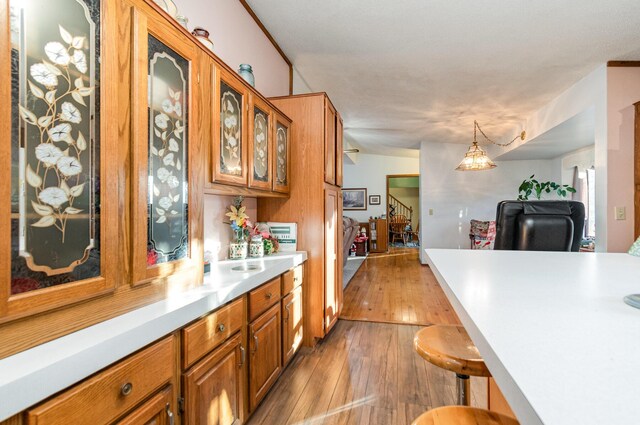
[1,0,117,318]
[272,113,291,194]
[212,67,247,186]
[131,11,199,286]
[248,95,272,190]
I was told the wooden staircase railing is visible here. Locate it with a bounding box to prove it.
[388,194,412,224]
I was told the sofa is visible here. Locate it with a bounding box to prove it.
[342,216,360,267]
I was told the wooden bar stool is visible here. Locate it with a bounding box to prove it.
[414,325,491,405]
[412,406,519,425]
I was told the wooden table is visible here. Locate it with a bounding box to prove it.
[425,249,640,425]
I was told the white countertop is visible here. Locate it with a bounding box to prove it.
[425,249,640,425]
[0,251,306,421]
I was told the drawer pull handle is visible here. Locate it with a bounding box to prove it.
[266,292,273,299]
[253,334,259,352]
[217,323,226,332]
[166,403,175,425]
[120,382,133,396]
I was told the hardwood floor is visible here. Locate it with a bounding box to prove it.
[340,248,460,326]
[247,247,486,424]
[247,321,487,425]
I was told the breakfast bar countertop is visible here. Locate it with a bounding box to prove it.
[425,248,640,425]
[0,251,307,421]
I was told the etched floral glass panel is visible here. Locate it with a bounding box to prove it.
[9,0,101,295]
[275,122,288,185]
[147,35,189,266]
[220,81,242,176]
[253,107,268,182]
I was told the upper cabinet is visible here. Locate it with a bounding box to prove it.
[212,67,248,187]
[272,112,291,194]
[323,98,342,187]
[336,114,343,187]
[248,95,272,190]
[1,0,118,319]
[324,101,336,185]
[130,6,201,286]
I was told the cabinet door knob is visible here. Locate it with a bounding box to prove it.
[120,382,133,396]
[266,292,273,299]
[217,323,226,332]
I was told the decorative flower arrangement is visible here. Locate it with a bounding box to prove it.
[248,222,279,255]
[225,196,251,242]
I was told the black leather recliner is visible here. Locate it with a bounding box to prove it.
[493,200,585,252]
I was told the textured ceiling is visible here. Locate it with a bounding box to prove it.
[247,0,640,156]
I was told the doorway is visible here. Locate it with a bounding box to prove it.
[386,174,420,245]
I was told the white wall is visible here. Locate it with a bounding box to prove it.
[606,67,640,252]
[419,142,557,262]
[342,153,419,222]
[558,145,595,185]
[173,0,289,97]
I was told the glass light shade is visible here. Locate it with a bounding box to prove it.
[455,143,497,171]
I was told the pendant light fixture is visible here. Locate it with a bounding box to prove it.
[455,120,526,171]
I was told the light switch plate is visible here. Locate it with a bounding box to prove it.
[615,206,626,220]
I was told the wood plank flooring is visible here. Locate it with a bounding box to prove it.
[340,248,460,326]
[247,321,487,425]
[247,247,486,424]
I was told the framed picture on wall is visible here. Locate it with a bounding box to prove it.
[369,195,381,205]
[343,188,368,210]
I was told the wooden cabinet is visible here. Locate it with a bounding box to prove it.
[336,114,344,187]
[248,303,281,412]
[369,219,388,253]
[181,297,245,369]
[130,3,202,287]
[324,101,337,185]
[259,93,343,346]
[116,386,175,425]
[1,0,118,321]
[248,96,273,191]
[282,285,303,366]
[27,336,176,425]
[183,333,246,425]
[324,187,342,333]
[212,67,248,186]
[272,113,292,194]
[248,276,281,321]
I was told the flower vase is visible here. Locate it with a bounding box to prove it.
[249,235,264,258]
[229,231,248,260]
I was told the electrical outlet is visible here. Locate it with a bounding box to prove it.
[429,209,434,216]
[615,206,626,220]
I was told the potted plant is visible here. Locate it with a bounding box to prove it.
[517,175,576,200]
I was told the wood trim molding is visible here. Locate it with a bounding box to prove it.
[238,0,294,95]
[607,61,640,67]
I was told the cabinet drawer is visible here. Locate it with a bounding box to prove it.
[182,297,245,369]
[282,265,303,295]
[27,336,175,425]
[249,277,281,321]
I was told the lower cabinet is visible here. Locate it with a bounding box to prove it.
[183,333,246,425]
[26,336,176,425]
[282,285,303,366]
[116,386,175,425]
[13,264,306,425]
[248,303,282,412]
